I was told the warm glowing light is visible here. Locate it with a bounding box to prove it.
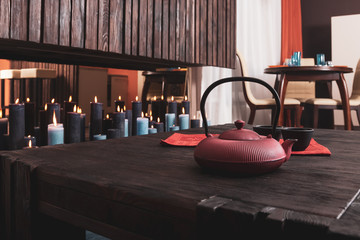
[149,110,152,116]
[28,140,32,148]
[151,125,154,128]
[117,105,120,112]
[182,107,185,114]
[77,107,82,114]
[28,135,31,137]
[135,96,139,101]
[121,108,124,113]
[51,98,55,103]
[141,112,144,118]
[106,114,109,119]
[157,117,160,123]
[15,98,19,104]
[45,104,47,111]
[118,96,122,100]
[171,96,174,101]
[124,106,126,111]
[150,116,153,121]
[26,98,30,102]
[193,115,196,119]
[69,96,72,102]
[145,113,148,117]
[161,95,164,100]
[0,111,2,118]
[94,96,98,103]
[153,96,157,101]
[73,105,77,112]
[53,110,57,126]
[185,96,188,101]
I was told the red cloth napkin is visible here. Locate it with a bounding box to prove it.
[161,133,331,155]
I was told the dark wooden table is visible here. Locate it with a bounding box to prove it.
[264,66,353,130]
[2,124,360,239]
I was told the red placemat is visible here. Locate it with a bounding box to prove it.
[161,133,331,155]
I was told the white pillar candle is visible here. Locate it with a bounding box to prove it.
[179,107,189,130]
[48,110,64,145]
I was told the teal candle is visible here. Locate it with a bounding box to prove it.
[170,125,180,131]
[137,116,149,135]
[48,123,64,145]
[124,119,128,137]
[148,127,157,134]
[93,134,106,141]
[179,113,189,130]
[165,113,175,132]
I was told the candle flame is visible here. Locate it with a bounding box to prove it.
[0,110,2,118]
[45,104,47,111]
[171,96,174,101]
[53,110,57,126]
[117,105,120,112]
[154,96,157,101]
[69,96,72,102]
[28,135,31,137]
[141,112,144,118]
[151,125,154,128]
[185,96,188,101]
[135,96,139,101]
[73,105,77,112]
[150,115,153,121]
[118,96,122,100]
[150,110,152,116]
[145,113,148,117]
[157,117,160,123]
[94,96,98,103]
[29,140,32,148]
[124,106,126,111]
[106,114,109,119]
[193,115,196,119]
[77,107,82,114]
[121,108,124,113]
[182,107,185,114]
[51,98,55,103]
[15,98,19,104]
[26,98,30,102]
[161,95,164,100]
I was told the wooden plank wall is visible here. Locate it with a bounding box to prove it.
[0,0,236,69]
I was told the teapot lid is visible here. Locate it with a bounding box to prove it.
[219,120,262,141]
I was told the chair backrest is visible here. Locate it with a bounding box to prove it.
[285,58,316,100]
[351,58,360,98]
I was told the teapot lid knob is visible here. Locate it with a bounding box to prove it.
[235,120,245,130]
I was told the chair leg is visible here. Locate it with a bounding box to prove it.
[286,109,291,127]
[248,107,256,125]
[313,105,319,129]
[295,106,301,127]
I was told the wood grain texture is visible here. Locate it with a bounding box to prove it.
[10,0,28,40]
[71,0,85,48]
[43,0,59,45]
[0,0,10,38]
[195,0,200,64]
[217,0,223,67]
[199,0,207,64]
[98,0,109,51]
[207,0,213,66]
[85,0,99,50]
[154,0,162,59]
[138,0,147,56]
[29,0,42,42]
[162,0,169,59]
[109,0,124,53]
[185,0,195,63]
[169,0,176,61]
[132,0,139,55]
[178,0,186,62]
[212,0,217,66]
[146,0,154,58]
[124,0,132,55]
[59,0,71,46]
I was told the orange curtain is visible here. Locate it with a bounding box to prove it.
[281,0,303,64]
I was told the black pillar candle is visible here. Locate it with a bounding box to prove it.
[90,97,103,140]
[159,97,167,123]
[126,110,132,137]
[34,126,41,146]
[113,111,126,137]
[153,121,164,133]
[191,119,200,128]
[67,112,81,143]
[102,114,112,134]
[8,102,25,150]
[132,97,142,136]
[25,99,35,136]
[39,109,47,146]
[168,96,177,114]
[63,97,76,143]
[114,96,125,112]
[46,101,61,124]
[107,128,120,139]
[24,135,36,148]
[80,113,86,142]
[181,96,190,114]
[0,115,8,150]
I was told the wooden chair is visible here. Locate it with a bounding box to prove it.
[303,58,360,128]
[236,51,301,126]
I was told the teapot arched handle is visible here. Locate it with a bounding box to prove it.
[200,77,280,138]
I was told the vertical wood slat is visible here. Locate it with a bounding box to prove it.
[207,0,212,66]
[217,0,223,67]
[199,0,207,64]
[230,0,235,68]
[212,0,217,66]
[154,0,162,59]
[222,0,226,67]
[178,0,186,62]
[43,0,59,45]
[162,0,169,60]
[146,0,154,58]
[226,0,231,67]
[175,0,180,61]
[85,0,99,50]
[124,0,132,55]
[132,0,139,55]
[59,0,71,46]
[195,0,200,64]
[29,0,42,42]
[71,0,85,48]
[98,0,109,51]
[0,0,11,38]
[10,0,28,40]
[109,0,124,54]
[169,0,176,61]
[185,0,194,63]
[138,0,147,56]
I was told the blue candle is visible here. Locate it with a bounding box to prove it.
[93,134,106,141]
[48,123,64,146]
[124,119,128,137]
[170,125,180,131]
[179,107,189,130]
[148,126,158,134]
[137,112,149,135]
[165,113,175,132]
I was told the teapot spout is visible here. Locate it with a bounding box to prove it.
[282,139,297,162]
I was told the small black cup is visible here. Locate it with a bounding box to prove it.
[253,125,283,141]
[281,127,314,151]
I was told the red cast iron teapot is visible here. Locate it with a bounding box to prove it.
[194,77,296,175]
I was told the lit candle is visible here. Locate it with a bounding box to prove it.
[64,95,76,143]
[137,112,149,135]
[112,105,126,137]
[39,104,48,146]
[159,95,167,123]
[78,107,86,142]
[190,115,200,128]
[132,96,142,136]
[48,110,64,145]
[102,114,112,135]
[179,107,189,130]
[0,110,8,150]
[165,113,175,132]
[90,96,103,141]
[24,139,39,149]
[67,105,81,143]
[8,98,25,150]
[151,96,160,124]
[181,95,190,114]
[168,96,178,116]
[114,95,125,112]
[46,98,60,125]
[25,97,35,136]
[148,125,157,134]
[24,135,36,148]
[153,117,164,133]
[125,106,132,137]
[93,134,106,141]
[169,125,180,131]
